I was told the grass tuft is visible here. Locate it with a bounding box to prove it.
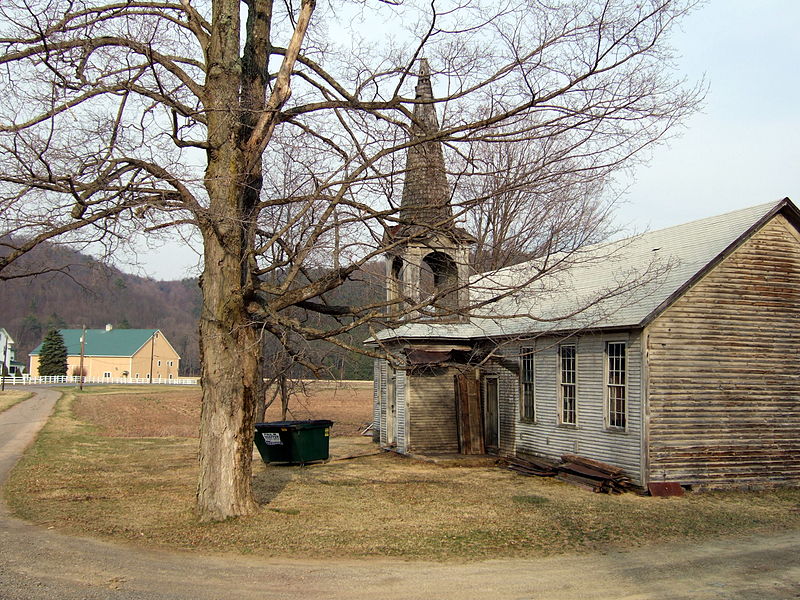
[513,494,550,505]
[269,508,301,515]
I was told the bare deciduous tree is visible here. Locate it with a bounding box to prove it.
[0,0,701,520]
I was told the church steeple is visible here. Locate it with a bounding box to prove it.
[383,59,474,321]
[400,58,452,226]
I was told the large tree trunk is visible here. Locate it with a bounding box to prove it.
[195,155,265,518]
[195,0,263,522]
[196,224,262,521]
[196,134,264,520]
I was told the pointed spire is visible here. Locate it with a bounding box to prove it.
[415,58,434,103]
[400,59,452,226]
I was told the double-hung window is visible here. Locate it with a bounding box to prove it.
[520,347,535,421]
[558,344,577,425]
[606,342,627,428]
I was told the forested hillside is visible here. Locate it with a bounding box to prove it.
[0,244,203,372]
[0,243,381,378]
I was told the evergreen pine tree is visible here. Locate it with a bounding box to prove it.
[39,329,68,377]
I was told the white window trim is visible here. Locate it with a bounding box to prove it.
[558,343,577,426]
[605,341,628,430]
[519,346,536,422]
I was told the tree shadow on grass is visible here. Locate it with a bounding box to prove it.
[251,464,295,505]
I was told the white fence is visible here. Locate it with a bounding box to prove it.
[0,375,199,386]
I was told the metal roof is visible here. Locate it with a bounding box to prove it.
[30,328,160,357]
[374,198,796,343]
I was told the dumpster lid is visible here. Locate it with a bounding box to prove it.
[256,420,333,430]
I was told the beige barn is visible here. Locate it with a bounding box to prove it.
[30,327,180,380]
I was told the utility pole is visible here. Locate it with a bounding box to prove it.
[1,338,7,392]
[78,325,86,391]
[149,332,155,384]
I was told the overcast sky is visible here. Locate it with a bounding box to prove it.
[130,0,800,281]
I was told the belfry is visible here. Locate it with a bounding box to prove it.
[384,59,474,321]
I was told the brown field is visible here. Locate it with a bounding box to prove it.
[73,381,373,438]
[5,385,800,560]
[262,381,373,436]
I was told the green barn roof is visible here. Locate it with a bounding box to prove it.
[30,328,160,357]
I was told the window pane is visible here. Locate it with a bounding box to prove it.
[520,347,535,420]
[559,344,576,424]
[607,342,626,428]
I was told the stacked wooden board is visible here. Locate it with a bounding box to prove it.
[502,453,634,494]
[557,454,633,493]
[504,455,559,477]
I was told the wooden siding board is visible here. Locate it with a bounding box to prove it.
[499,369,517,453]
[372,360,381,442]
[378,360,388,446]
[396,369,407,453]
[492,332,644,484]
[647,215,800,487]
[406,368,459,453]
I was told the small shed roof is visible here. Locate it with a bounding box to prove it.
[30,328,161,357]
[375,198,798,343]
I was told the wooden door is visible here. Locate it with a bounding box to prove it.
[454,374,485,454]
[484,376,499,451]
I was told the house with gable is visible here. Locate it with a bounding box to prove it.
[29,326,181,380]
[369,64,800,490]
[0,327,25,376]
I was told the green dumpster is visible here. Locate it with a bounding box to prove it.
[254,420,333,464]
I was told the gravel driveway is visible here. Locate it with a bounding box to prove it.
[1,389,799,600]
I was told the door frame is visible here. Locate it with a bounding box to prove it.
[483,375,500,451]
[387,366,397,446]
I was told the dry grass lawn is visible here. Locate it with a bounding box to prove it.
[5,385,800,560]
[0,390,32,413]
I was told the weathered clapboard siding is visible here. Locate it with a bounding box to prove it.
[497,367,518,454]
[498,332,644,483]
[497,366,519,456]
[376,359,388,446]
[406,367,459,453]
[480,363,518,455]
[396,368,408,453]
[646,214,800,487]
[372,359,382,442]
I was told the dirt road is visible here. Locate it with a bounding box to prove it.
[1,390,799,600]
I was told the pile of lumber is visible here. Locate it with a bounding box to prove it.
[557,454,633,494]
[502,455,558,477]
[502,453,633,494]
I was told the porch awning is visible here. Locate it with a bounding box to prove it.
[405,349,452,364]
